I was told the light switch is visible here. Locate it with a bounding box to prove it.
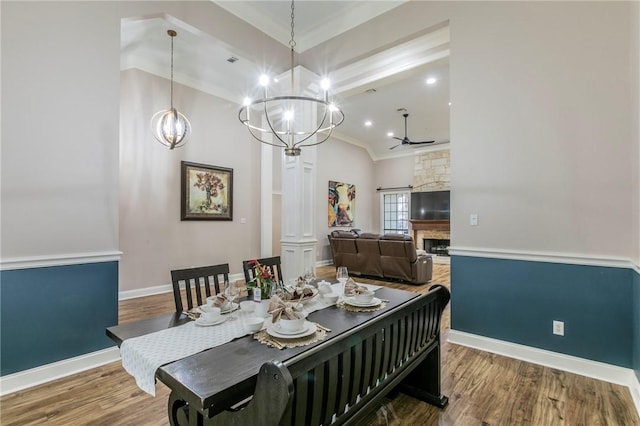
[240,218,247,224]
[470,214,479,226]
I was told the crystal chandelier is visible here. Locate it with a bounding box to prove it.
[151,30,191,150]
[238,0,344,156]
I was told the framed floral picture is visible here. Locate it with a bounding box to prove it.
[181,161,233,221]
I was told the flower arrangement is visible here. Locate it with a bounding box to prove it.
[246,259,278,299]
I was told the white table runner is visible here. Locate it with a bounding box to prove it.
[120,282,380,396]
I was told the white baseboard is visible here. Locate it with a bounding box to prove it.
[118,272,246,300]
[316,259,334,267]
[448,330,640,417]
[0,346,120,396]
[119,283,174,300]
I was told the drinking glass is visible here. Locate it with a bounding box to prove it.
[224,280,241,320]
[303,267,316,287]
[336,266,349,295]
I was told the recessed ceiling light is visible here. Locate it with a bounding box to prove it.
[426,77,437,85]
[364,120,372,127]
[448,101,452,106]
[387,132,394,137]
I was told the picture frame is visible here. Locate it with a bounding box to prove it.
[328,180,356,227]
[181,161,233,221]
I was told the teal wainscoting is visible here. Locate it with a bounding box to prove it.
[0,262,118,376]
[451,256,634,368]
[634,268,640,381]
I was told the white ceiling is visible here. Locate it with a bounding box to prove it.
[121,2,450,160]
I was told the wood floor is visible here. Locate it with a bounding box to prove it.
[1,264,638,425]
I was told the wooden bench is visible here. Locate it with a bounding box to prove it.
[169,284,450,426]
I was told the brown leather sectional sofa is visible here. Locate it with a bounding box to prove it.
[327,230,433,285]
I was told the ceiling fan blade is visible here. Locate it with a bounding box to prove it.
[408,140,435,145]
[392,136,404,142]
[389,143,401,150]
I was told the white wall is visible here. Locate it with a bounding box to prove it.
[3,0,636,280]
[449,2,634,258]
[311,1,637,261]
[119,69,262,291]
[1,2,121,258]
[316,139,376,261]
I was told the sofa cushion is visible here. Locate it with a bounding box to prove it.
[359,232,381,239]
[380,233,413,241]
[331,230,357,239]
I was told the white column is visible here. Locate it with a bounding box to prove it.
[279,66,319,281]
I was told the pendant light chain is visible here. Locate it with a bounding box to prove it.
[289,0,295,93]
[169,30,176,109]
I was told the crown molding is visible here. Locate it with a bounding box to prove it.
[212,1,407,53]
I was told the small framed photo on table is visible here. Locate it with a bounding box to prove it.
[181,161,233,221]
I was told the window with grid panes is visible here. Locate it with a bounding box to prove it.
[381,191,410,235]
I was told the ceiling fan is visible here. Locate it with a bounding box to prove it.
[389,113,435,150]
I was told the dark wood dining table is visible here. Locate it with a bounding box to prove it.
[106,285,419,419]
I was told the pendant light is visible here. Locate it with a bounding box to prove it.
[151,29,191,149]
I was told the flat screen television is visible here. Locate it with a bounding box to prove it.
[411,190,450,220]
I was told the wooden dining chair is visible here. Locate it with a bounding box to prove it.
[242,256,283,285]
[170,263,230,313]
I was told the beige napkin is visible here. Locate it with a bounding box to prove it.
[212,293,228,308]
[286,286,315,301]
[267,295,305,323]
[343,279,373,296]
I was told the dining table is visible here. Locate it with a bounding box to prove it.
[106,281,420,421]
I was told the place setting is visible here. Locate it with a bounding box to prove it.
[185,281,243,325]
[253,295,331,349]
[338,274,386,313]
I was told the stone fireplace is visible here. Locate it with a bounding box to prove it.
[410,220,450,256]
[411,149,451,254]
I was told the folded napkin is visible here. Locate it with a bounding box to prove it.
[212,293,228,308]
[286,286,315,301]
[267,295,305,323]
[343,279,373,296]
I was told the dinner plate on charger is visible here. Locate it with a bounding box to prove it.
[266,321,317,339]
[194,316,227,327]
[343,297,381,308]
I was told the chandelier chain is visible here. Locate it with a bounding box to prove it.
[289,0,295,94]
[289,0,295,49]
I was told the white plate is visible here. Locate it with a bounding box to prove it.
[220,302,239,314]
[195,316,227,327]
[343,296,381,308]
[266,321,317,339]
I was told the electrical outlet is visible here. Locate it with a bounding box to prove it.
[470,214,479,226]
[553,320,564,336]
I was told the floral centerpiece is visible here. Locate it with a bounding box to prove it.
[246,259,278,299]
